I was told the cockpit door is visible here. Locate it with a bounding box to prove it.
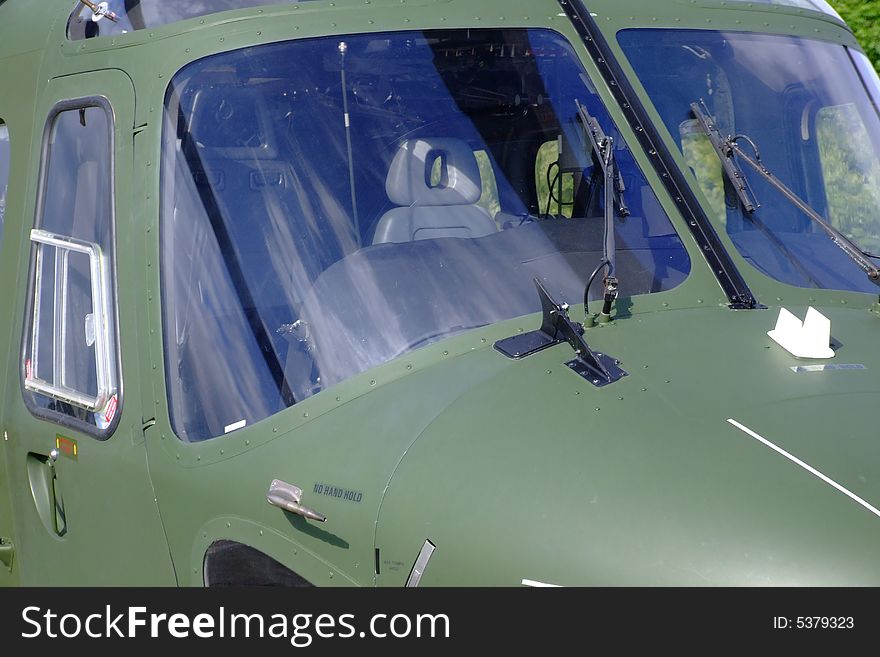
[0,70,175,585]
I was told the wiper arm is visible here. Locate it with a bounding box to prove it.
[691,100,880,290]
[575,99,629,320]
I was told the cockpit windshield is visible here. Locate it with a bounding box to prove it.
[619,30,880,294]
[161,28,690,441]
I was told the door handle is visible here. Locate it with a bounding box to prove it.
[0,539,13,571]
[27,451,67,536]
[267,479,326,522]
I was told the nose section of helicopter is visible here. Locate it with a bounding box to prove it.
[372,305,880,585]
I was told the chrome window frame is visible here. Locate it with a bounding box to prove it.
[21,96,123,439]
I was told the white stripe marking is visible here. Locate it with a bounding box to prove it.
[521,578,562,588]
[224,419,247,434]
[727,418,880,520]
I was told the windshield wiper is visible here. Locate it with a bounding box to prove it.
[575,99,629,320]
[691,100,880,290]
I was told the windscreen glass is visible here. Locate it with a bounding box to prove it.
[162,29,691,441]
[620,30,880,293]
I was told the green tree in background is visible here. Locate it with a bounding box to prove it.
[830,0,880,70]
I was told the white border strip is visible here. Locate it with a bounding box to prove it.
[727,418,880,520]
[521,579,562,588]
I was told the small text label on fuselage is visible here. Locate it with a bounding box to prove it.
[313,483,363,503]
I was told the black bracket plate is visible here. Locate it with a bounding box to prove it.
[566,354,628,388]
[494,329,558,360]
[494,279,627,387]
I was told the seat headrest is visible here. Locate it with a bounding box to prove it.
[188,86,278,159]
[385,138,482,207]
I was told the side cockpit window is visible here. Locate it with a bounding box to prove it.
[22,103,121,437]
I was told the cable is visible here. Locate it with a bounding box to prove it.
[583,258,608,316]
[544,160,559,217]
[544,160,575,216]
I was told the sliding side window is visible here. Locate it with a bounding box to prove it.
[22,102,120,436]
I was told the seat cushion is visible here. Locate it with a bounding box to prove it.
[373,205,497,244]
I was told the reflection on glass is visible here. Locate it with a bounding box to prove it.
[816,104,880,255]
[161,29,691,441]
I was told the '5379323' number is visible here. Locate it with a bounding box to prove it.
[796,617,854,629]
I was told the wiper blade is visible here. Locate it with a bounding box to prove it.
[690,101,823,288]
[690,101,759,213]
[575,99,628,319]
[691,100,880,290]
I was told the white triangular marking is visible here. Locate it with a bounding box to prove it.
[767,307,834,359]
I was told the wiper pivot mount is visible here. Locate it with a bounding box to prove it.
[494,278,627,387]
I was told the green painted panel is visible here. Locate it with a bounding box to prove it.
[0,0,877,586]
